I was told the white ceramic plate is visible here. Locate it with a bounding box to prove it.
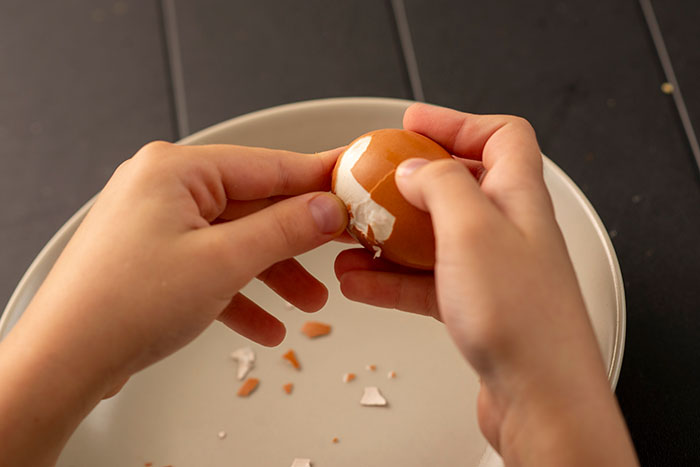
[0,97,625,467]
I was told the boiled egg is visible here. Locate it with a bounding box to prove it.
[331,129,451,270]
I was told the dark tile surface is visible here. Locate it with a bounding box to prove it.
[0,0,175,310]
[173,0,411,133]
[405,0,700,464]
[651,0,700,161]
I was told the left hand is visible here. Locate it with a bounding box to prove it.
[0,141,347,467]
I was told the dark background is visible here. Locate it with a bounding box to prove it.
[1,1,698,465]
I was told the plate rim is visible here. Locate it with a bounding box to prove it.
[0,96,625,388]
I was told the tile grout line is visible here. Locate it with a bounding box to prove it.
[160,0,190,138]
[639,0,700,176]
[156,0,180,140]
[390,0,425,102]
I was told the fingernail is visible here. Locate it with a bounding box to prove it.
[396,158,429,177]
[308,193,347,234]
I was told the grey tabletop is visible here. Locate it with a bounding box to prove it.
[1,1,699,465]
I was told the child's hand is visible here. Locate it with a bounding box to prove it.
[33,141,347,374]
[0,142,347,466]
[334,104,638,466]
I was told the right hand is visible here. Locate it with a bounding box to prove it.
[335,103,638,466]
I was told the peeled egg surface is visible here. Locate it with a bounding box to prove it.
[331,129,452,270]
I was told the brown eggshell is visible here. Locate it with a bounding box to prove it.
[331,129,452,269]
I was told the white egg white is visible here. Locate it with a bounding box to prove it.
[334,135,396,257]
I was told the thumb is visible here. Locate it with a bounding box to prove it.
[203,192,348,280]
[395,158,494,246]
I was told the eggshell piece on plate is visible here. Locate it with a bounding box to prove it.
[237,378,259,397]
[230,346,255,380]
[332,129,452,269]
[360,386,388,407]
[301,321,332,338]
[283,349,301,370]
[291,458,312,467]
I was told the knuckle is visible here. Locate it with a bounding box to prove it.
[274,156,293,194]
[130,141,178,178]
[136,140,173,161]
[112,158,132,177]
[505,115,536,136]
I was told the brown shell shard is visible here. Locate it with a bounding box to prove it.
[301,321,332,338]
[237,377,259,397]
[283,349,301,370]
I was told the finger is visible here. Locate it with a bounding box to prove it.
[394,158,516,264]
[333,231,358,244]
[200,192,348,283]
[257,258,328,312]
[398,157,551,235]
[337,269,439,320]
[403,104,548,208]
[395,158,491,216]
[181,145,343,200]
[402,105,553,233]
[403,103,539,167]
[216,196,287,222]
[217,293,286,346]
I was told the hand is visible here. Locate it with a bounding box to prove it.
[335,104,638,466]
[0,142,347,466]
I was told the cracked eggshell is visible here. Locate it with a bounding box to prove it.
[230,347,255,380]
[332,129,451,269]
[360,386,388,407]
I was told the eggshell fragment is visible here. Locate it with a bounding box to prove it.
[230,346,255,380]
[291,458,312,467]
[332,129,452,269]
[237,378,259,397]
[360,386,388,406]
[301,321,332,338]
[283,350,301,370]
